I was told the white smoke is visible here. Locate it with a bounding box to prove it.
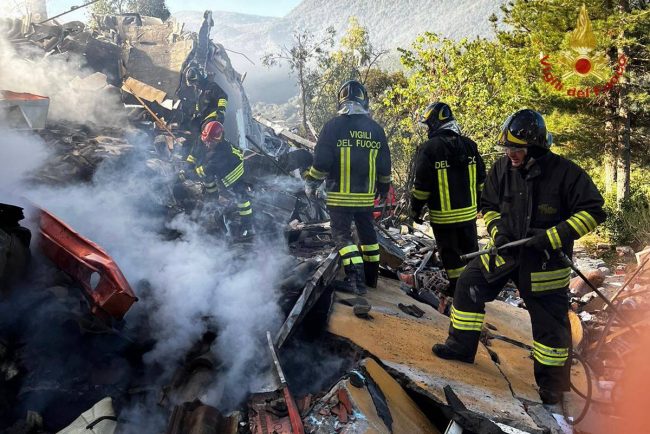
[0,32,126,126]
[26,140,290,408]
[0,127,50,189]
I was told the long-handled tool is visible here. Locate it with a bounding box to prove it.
[123,81,178,152]
[266,331,305,434]
[460,237,532,261]
[557,251,639,336]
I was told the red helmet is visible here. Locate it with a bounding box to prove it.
[201,121,224,144]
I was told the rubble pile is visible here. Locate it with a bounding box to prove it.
[28,122,136,185]
[3,7,649,434]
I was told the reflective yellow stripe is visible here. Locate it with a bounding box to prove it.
[490,225,498,240]
[451,306,485,321]
[437,168,451,211]
[342,256,363,266]
[378,174,391,183]
[360,244,379,252]
[368,149,378,193]
[450,307,484,331]
[446,266,466,279]
[205,183,218,193]
[468,162,477,206]
[339,147,351,193]
[480,253,490,271]
[478,183,484,192]
[576,211,598,231]
[362,254,380,262]
[238,201,251,208]
[429,205,477,224]
[483,211,501,226]
[531,267,571,282]
[339,245,359,256]
[412,188,430,200]
[533,351,568,366]
[532,341,569,366]
[239,209,252,216]
[222,163,244,187]
[327,192,375,207]
[196,166,206,177]
[186,155,197,163]
[531,278,570,292]
[546,227,562,250]
[230,145,244,159]
[218,98,227,108]
[567,215,589,237]
[534,340,569,356]
[309,166,328,180]
[495,255,506,266]
[205,111,217,121]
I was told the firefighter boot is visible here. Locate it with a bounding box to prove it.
[432,343,475,364]
[364,262,379,288]
[239,213,255,238]
[354,264,367,296]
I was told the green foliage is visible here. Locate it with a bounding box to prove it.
[308,17,388,132]
[602,187,650,247]
[90,0,170,20]
[376,0,649,248]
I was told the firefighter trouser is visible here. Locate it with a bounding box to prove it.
[231,182,253,231]
[444,259,571,393]
[432,222,478,296]
[330,209,380,287]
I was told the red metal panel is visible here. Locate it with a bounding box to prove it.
[38,207,137,321]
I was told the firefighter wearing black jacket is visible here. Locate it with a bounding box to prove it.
[182,121,253,237]
[410,102,486,297]
[432,109,606,405]
[305,80,392,295]
[184,65,229,166]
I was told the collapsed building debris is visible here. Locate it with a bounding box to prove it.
[3,6,649,434]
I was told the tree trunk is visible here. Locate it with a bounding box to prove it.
[604,118,618,197]
[616,94,631,208]
[298,64,309,138]
[615,1,631,208]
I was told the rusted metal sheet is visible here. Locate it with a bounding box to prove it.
[0,90,50,129]
[38,208,137,321]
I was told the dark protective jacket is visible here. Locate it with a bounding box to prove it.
[194,79,228,125]
[191,139,245,192]
[480,152,606,295]
[411,130,486,227]
[185,79,229,165]
[308,114,391,211]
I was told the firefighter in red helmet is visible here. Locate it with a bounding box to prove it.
[181,121,253,237]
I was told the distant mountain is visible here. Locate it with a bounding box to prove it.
[174,0,505,103]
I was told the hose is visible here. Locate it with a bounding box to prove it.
[563,351,593,425]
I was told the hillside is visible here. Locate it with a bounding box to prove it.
[175,0,506,103]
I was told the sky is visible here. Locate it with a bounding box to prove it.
[6,0,302,21]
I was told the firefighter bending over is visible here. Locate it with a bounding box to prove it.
[432,109,606,405]
[409,102,485,301]
[183,65,229,166]
[181,121,254,238]
[305,80,392,295]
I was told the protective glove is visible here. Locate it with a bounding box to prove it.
[525,229,553,252]
[409,208,424,225]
